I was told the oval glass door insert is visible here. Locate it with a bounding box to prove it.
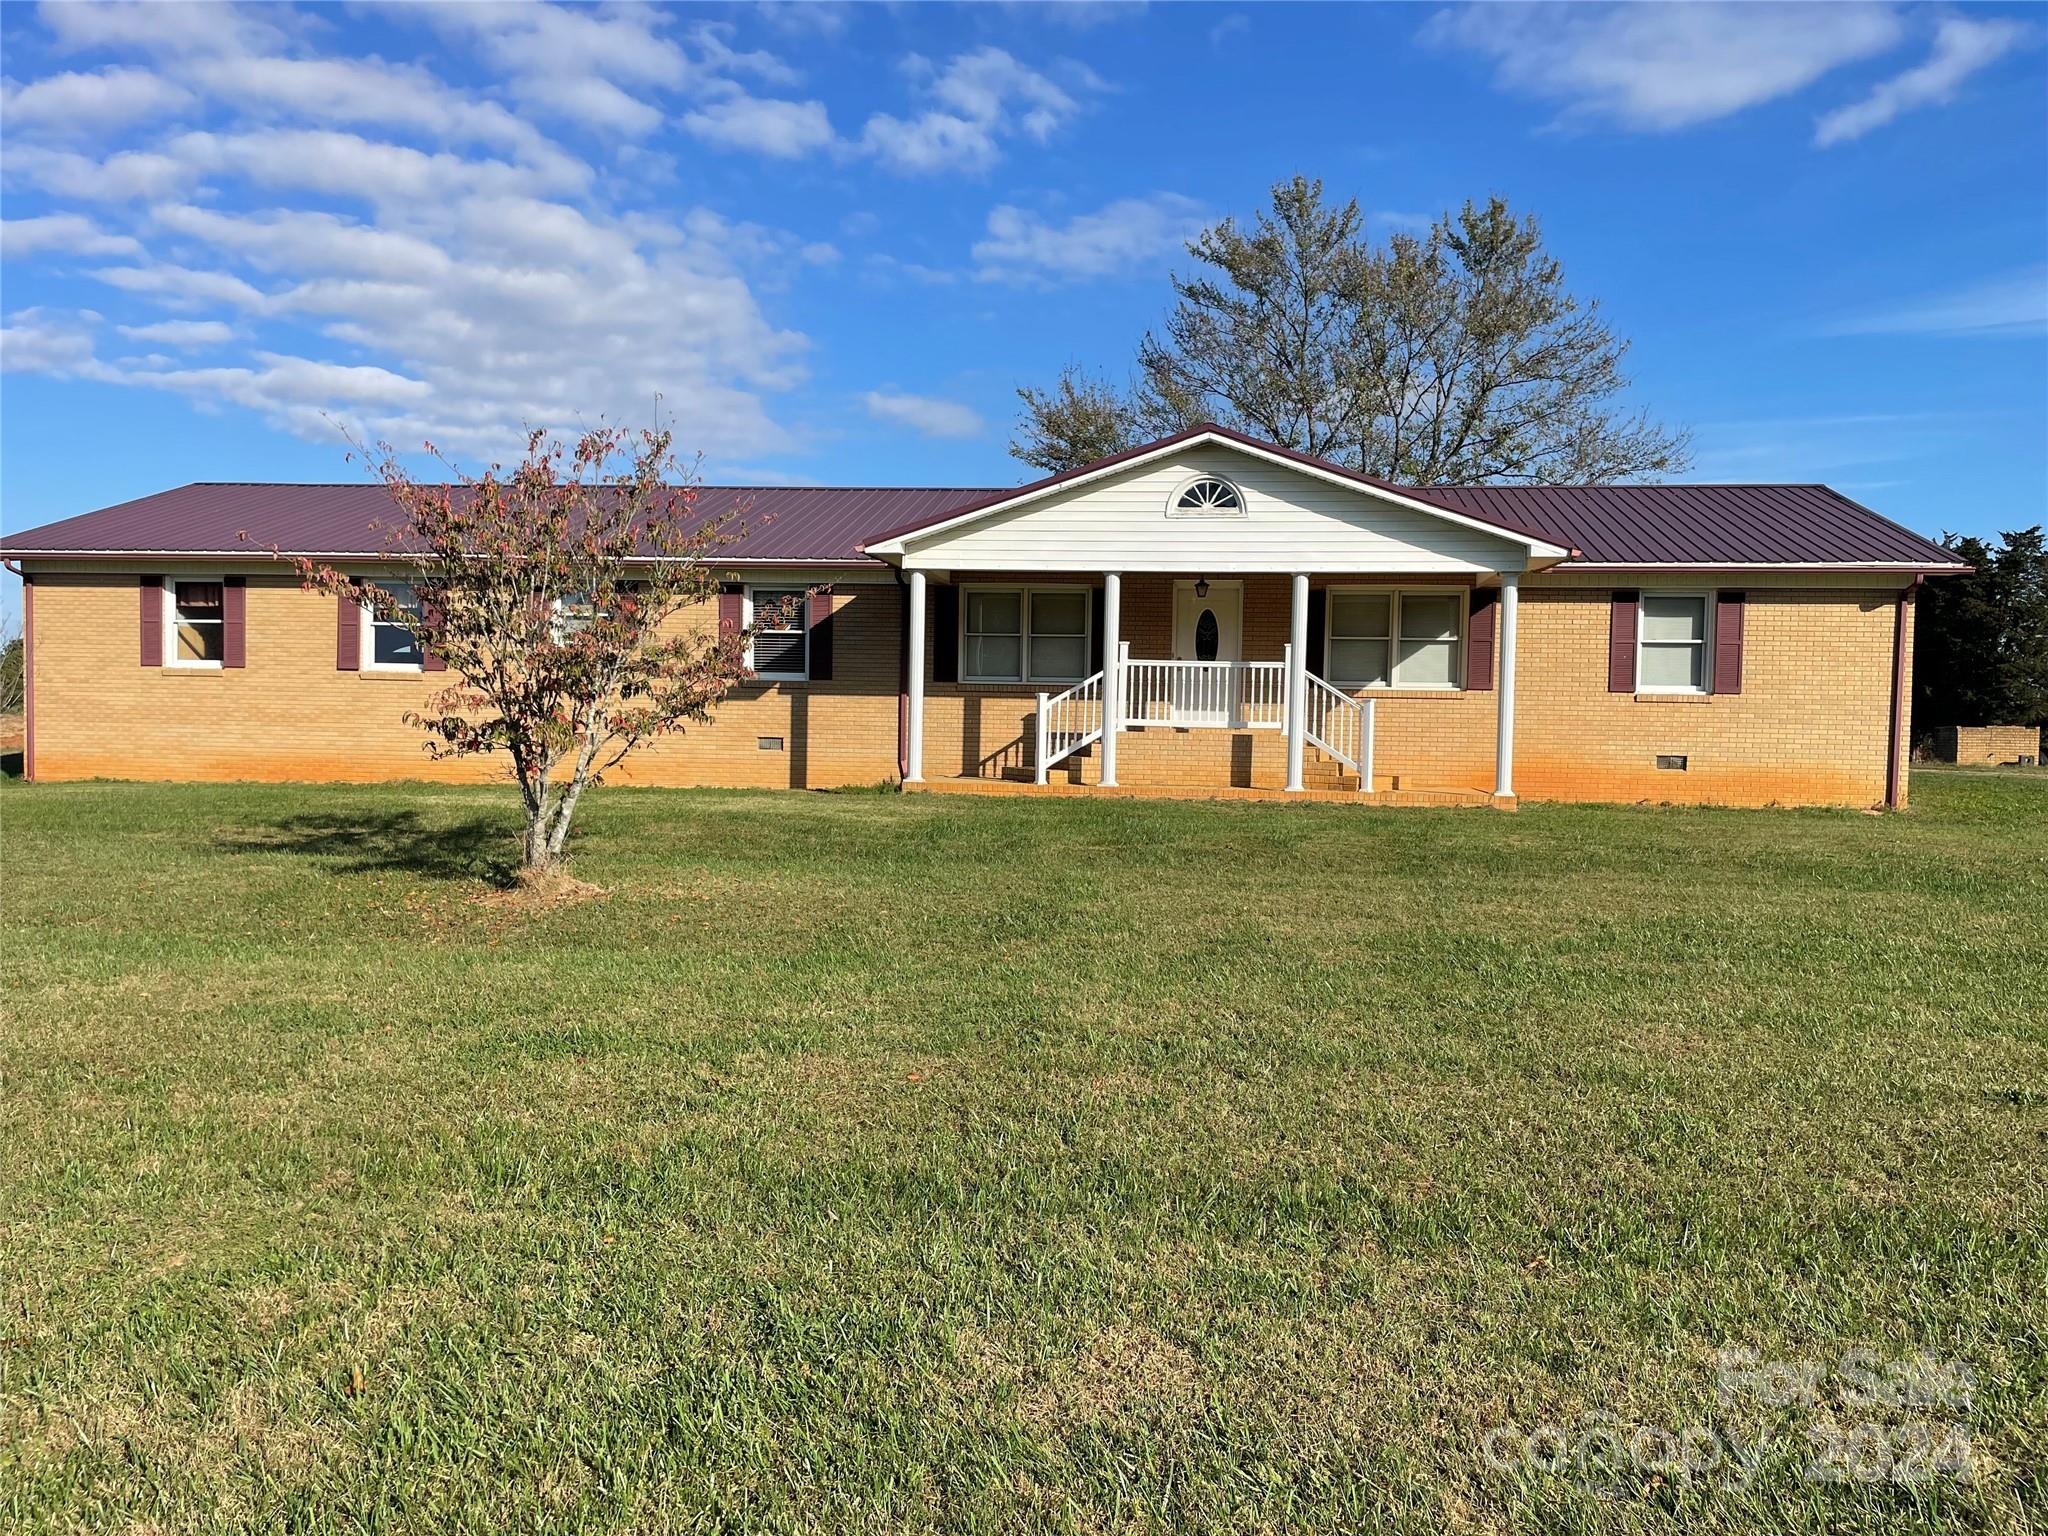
[1195,608,1220,661]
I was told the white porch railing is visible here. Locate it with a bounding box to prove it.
[1033,655,1377,792]
[1303,673,1374,792]
[1033,670,1104,784]
[1122,658,1287,729]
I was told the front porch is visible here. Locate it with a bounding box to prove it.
[865,429,1566,808]
[899,570,1522,809]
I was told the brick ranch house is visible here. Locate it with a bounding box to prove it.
[4,425,1967,809]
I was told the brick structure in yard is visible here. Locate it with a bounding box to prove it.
[1932,725,2044,766]
[4,425,1967,811]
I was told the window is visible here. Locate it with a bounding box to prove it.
[964,590,1023,681]
[1397,593,1462,688]
[1327,592,1391,688]
[366,582,422,669]
[1638,593,1710,693]
[1325,589,1464,689]
[1028,589,1089,682]
[169,580,224,666]
[963,586,1093,683]
[554,591,604,640]
[1168,475,1245,518]
[748,587,807,680]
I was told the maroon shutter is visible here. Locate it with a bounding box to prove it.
[1713,591,1745,695]
[139,576,163,666]
[1608,590,1638,693]
[1465,588,1496,691]
[336,591,361,670]
[1305,588,1327,678]
[717,584,744,644]
[420,594,447,673]
[1089,585,1106,673]
[808,588,834,681]
[931,584,959,684]
[222,577,246,668]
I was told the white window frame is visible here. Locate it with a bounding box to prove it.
[746,585,809,682]
[1323,586,1468,691]
[162,573,228,671]
[1166,474,1247,519]
[361,580,425,673]
[960,584,1093,685]
[1635,590,1714,695]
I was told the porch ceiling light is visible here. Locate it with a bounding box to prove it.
[1194,578,1210,598]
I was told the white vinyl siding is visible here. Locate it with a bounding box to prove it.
[1638,593,1711,693]
[1326,588,1465,690]
[900,445,1530,574]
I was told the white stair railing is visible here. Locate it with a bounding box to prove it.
[1034,670,1105,784]
[1121,659,1287,729]
[1302,675,1375,792]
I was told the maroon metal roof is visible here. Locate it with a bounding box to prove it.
[0,482,992,565]
[1417,482,1962,567]
[2,452,1966,570]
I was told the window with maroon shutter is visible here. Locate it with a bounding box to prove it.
[336,591,361,670]
[140,576,163,667]
[1713,592,1745,695]
[1465,587,1497,691]
[1608,591,1639,692]
[222,577,246,669]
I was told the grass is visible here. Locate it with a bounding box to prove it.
[1,769,2043,1534]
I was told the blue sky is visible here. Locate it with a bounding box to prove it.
[3,0,2045,628]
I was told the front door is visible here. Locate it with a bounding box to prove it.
[1171,580,1243,724]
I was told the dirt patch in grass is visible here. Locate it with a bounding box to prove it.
[469,868,606,911]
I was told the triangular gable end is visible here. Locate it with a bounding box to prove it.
[862,428,1572,575]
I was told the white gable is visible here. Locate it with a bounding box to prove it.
[883,442,1544,575]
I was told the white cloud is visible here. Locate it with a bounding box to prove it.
[973,193,1205,283]
[2,144,195,201]
[1825,268,2048,338]
[2,1,828,459]
[683,94,836,158]
[0,308,103,374]
[118,318,236,346]
[1423,2,1905,132]
[861,46,1099,174]
[37,0,292,59]
[0,65,193,132]
[1815,15,2033,146]
[862,389,985,438]
[0,213,142,258]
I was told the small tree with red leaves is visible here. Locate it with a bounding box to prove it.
[279,426,784,877]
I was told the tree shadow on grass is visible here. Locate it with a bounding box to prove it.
[217,809,518,887]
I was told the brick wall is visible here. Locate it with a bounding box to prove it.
[27,569,902,789]
[25,566,1917,809]
[1933,724,2043,766]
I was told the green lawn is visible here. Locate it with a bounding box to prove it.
[2,772,2042,1534]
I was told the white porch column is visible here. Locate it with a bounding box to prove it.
[1099,572,1122,787]
[1493,571,1519,799]
[906,569,927,784]
[1285,571,1308,792]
